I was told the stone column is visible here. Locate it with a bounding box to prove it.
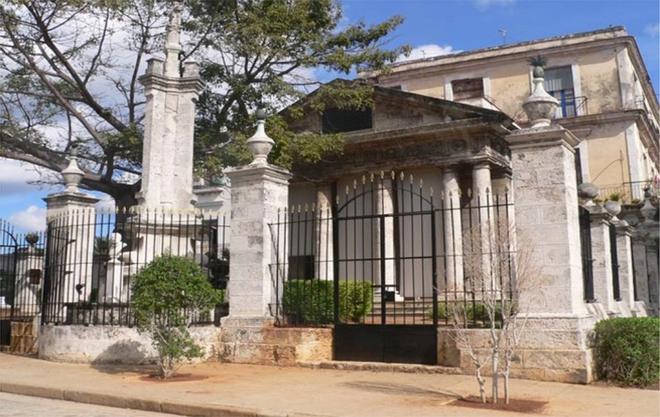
[315,185,334,281]
[43,154,99,321]
[506,125,595,382]
[375,178,400,300]
[614,222,635,314]
[135,2,203,210]
[442,168,464,293]
[506,126,585,315]
[223,111,292,322]
[471,162,494,289]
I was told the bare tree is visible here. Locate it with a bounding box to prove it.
[448,199,541,405]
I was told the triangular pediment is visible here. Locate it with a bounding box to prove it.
[282,79,514,135]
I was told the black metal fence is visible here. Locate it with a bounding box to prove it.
[0,220,46,346]
[42,209,229,327]
[269,173,515,329]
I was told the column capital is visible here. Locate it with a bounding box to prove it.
[224,163,292,186]
[506,125,581,152]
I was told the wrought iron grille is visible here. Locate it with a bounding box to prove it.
[42,209,229,327]
[269,172,515,329]
[0,220,46,346]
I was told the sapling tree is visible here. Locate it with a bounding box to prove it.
[449,209,541,404]
[132,255,222,378]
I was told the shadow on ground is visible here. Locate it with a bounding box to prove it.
[341,381,459,399]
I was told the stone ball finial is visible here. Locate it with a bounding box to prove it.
[246,108,274,166]
[61,148,84,193]
[523,58,559,129]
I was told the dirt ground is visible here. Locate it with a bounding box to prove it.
[0,353,659,417]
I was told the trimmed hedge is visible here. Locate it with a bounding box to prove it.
[428,301,502,325]
[593,317,660,386]
[282,279,372,324]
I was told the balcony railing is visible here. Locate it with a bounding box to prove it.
[598,180,659,204]
[553,95,588,118]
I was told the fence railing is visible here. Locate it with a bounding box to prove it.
[0,220,47,345]
[598,181,659,203]
[268,174,515,329]
[42,209,229,327]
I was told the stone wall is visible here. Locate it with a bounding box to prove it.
[218,319,332,366]
[38,324,222,364]
[438,319,594,384]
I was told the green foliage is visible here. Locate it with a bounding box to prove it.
[593,317,660,386]
[131,255,223,378]
[282,279,373,324]
[430,301,503,327]
[606,192,622,202]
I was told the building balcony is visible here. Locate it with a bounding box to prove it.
[598,180,659,204]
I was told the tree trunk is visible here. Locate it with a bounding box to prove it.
[476,367,486,403]
[491,349,499,404]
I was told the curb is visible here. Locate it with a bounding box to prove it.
[299,360,463,375]
[0,382,331,417]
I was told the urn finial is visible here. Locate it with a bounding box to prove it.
[61,143,84,193]
[246,108,274,166]
[523,56,559,128]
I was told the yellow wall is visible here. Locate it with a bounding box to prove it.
[582,121,630,187]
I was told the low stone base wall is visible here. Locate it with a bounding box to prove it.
[39,324,222,364]
[437,316,595,384]
[2,319,39,355]
[218,318,332,366]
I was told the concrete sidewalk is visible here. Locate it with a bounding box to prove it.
[0,353,657,417]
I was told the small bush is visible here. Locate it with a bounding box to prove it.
[430,301,502,326]
[132,255,223,378]
[593,317,660,386]
[282,279,373,324]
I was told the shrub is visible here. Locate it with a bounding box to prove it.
[132,255,223,378]
[431,301,502,326]
[593,317,660,386]
[282,279,373,324]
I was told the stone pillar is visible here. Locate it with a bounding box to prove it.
[507,126,585,315]
[589,210,617,316]
[224,165,291,320]
[223,111,291,321]
[506,124,594,383]
[614,222,635,314]
[135,2,203,210]
[315,185,334,281]
[43,154,99,320]
[442,169,464,293]
[375,178,400,300]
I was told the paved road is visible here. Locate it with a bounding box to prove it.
[0,393,180,417]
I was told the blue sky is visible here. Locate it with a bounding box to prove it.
[1,0,659,232]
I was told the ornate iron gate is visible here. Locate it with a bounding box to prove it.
[331,174,438,364]
[271,172,514,365]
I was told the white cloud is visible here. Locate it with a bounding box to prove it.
[644,23,659,37]
[397,44,456,63]
[0,158,53,195]
[473,0,516,11]
[8,205,47,232]
[95,194,116,212]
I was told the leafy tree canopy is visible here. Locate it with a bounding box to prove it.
[0,0,408,206]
